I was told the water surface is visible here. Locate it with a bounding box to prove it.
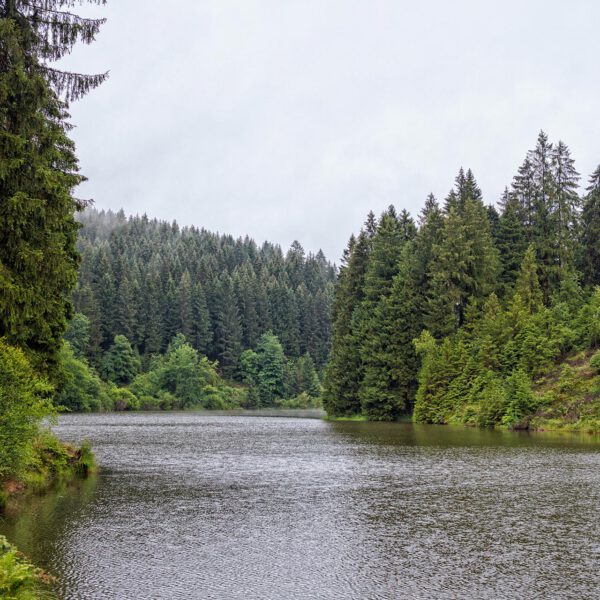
[1,413,599,599]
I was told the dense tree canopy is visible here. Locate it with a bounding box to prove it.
[324,132,600,427]
[73,209,336,378]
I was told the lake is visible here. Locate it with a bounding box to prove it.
[1,412,600,599]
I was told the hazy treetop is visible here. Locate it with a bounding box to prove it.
[61,0,600,260]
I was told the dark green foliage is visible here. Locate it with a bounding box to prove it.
[324,133,596,428]
[100,335,140,386]
[0,20,79,379]
[580,166,600,285]
[359,243,421,420]
[73,209,335,377]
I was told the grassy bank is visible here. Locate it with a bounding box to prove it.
[1,431,95,511]
[0,431,95,599]
[528,350,600,434]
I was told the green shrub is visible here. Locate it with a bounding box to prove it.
[590,351,600,374]
[108,387,140,411]
[0,341,54,479]
[0,536,55,600]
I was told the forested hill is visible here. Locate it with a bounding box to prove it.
[72,209,335,375]
[324,132,600,431]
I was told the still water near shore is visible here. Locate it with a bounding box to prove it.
[1,412,599,599]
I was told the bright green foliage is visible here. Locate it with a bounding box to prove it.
[501,370,537,427]
[514,245,544,313]
[56,342,110,411]
[107,387,140,411]
[155,335,220,409]
[240,349,260,407]
[255,331,287,405]
[0,535,54,600]
[0,340,53,479]
[589,351,600,374]
[128,334,240,410]
[100,335,140,386]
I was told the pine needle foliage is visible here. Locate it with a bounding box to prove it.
[0,0,106,379]
[2,0,108,101]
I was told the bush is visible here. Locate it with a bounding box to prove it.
[0,341,54,480]
[55,343,110,412]
[590,351,600,374]
[0,536,55,600]
[107,387,140,411]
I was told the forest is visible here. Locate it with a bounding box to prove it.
[323,133,600,432]
[57,209,334,411]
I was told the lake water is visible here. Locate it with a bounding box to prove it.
[1,412,600,599]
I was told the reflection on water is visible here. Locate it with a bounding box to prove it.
[1,413,599,599]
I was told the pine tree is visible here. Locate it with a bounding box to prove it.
[2,1,108,101]
[359,243,421,419]
[426,197,499,337]
[529,131,556,297]
[551,140,580,276]
[214,276,242,379]
[191,282,212,355]
[177,271,194,341]
[497,190,528,291]
[581,166,600,285]
[0,1,106,379]
[515,245,543,314]
[322,230,370,415]
[101,335,141,386]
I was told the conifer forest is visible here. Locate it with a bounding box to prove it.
[324,140,600,431]
[2,0,600,598]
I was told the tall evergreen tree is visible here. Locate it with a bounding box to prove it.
[580,165,600,286]
[497,190,528,291]
[0,2,105,379]
[214,276,243,379]
[551,140,580,276]
[359,243,421,419]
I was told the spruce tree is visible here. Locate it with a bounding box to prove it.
[322,230,370,416]
[497,190,528,291]
[551,140,580,276]
[0,0,106,379]
[359,243,421,419]
[581,166,600,286]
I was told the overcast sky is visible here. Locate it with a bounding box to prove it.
[60,0,600,261]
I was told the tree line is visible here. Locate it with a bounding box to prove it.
[324,132,600,429]
[54,208,334,411]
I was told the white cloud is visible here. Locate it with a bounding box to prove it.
[60,0,600,260]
